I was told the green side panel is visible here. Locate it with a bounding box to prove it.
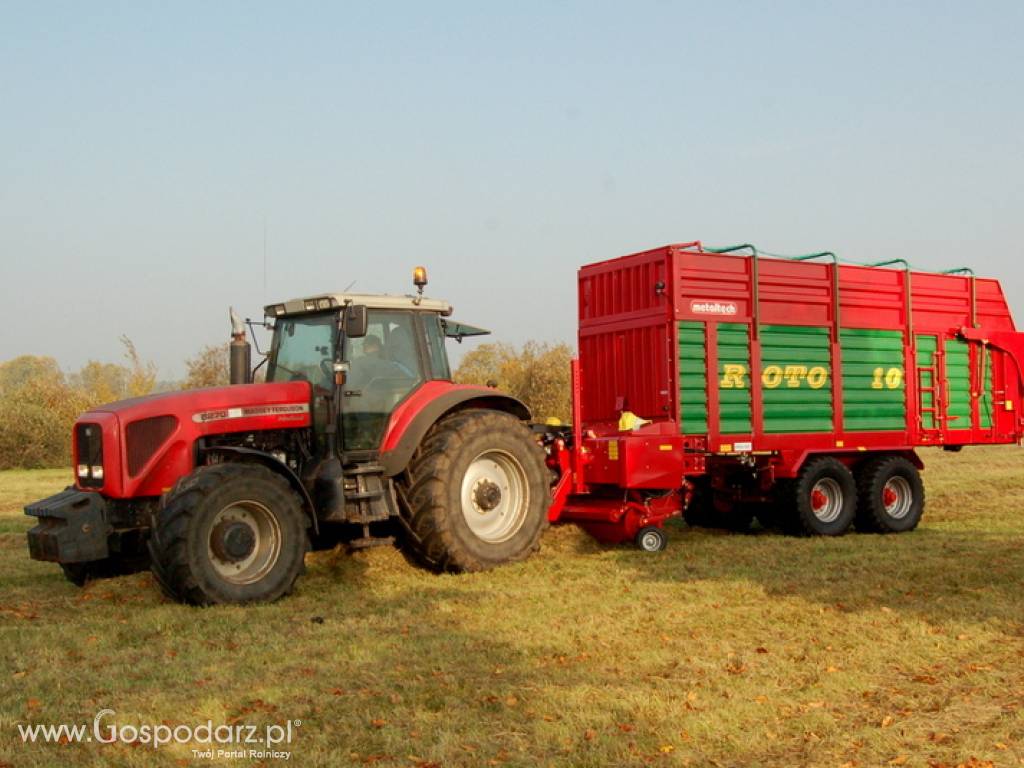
[677,321,708,434]
[944,338,971,429]
[717,322,752,434]
[979,346,993,429]
[760,325,833,433]
[916,335,937,430]
[840,328,906,432]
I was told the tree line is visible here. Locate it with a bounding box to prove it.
[0,340,571,470]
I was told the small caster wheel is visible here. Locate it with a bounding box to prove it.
[635,526,667,552]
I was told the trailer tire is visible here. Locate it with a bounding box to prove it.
[396,410,548,573]
[148,463,308,605]
[635,526,668,552]
[784,457,856,536]
[855,456,924,533]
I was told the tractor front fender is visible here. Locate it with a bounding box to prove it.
[378,383,531,477]
[199,445,319,534]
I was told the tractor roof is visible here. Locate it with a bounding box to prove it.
[265,293,452,318]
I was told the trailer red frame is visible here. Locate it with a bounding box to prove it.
[548,241,1024,543]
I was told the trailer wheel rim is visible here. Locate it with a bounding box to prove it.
[460,449,529,544]
[882,476,913,519]
[809,478,843,523]
[639,530,663,551]
[207,500,282,585]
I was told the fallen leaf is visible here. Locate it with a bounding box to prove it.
[370,719,387,729]
[881,716,894,728]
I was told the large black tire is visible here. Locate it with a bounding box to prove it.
[782,456,857,536]
[148,463,309,605]
[395,410,548,573]
[855,455,925,533]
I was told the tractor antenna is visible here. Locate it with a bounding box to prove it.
[342,279,357,292]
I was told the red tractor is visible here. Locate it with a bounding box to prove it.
[27,270,550,604]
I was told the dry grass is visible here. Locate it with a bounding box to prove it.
[1,448,1023,767]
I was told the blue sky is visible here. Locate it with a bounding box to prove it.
[1,1,1022,377]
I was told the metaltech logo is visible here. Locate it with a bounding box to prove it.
[690,300,738,316]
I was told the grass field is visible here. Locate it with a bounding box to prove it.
[1,447,1023,767]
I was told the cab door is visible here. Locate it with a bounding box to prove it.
[341,310,424,450]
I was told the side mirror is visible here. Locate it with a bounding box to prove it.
[341,304,368,338]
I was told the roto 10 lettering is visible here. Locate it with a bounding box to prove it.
[720,365,904,390]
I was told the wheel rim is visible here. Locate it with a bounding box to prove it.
[882,476,913,519]
[809,478,843,523]
[207,500,282,585]
[640,530,661,551]
[460,449,530,544]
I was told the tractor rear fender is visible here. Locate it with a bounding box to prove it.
[199,445,319,534]
[379,383,531,477]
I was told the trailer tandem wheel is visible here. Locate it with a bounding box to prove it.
[855,455,925,533]
[783,456,857,536]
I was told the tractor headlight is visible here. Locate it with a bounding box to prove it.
[77,464,89,478]
[90,465,104,480]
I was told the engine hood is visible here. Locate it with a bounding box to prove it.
[86,381,313,424]
[76,381,313,499]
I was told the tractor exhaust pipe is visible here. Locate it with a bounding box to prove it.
[229,307,252,385]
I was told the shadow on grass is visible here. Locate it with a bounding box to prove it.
[592,519,1024,629]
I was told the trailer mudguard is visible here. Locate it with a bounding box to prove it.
[378,382,530,477]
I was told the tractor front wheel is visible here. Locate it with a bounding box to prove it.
[396,410,548,572]
[148,463,309,605]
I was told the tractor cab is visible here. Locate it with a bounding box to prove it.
[262,271,488,453]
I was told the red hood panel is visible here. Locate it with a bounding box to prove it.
[88,382,312,421]
[78,382,312,498]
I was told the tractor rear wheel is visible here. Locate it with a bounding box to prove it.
[855,455,924,533]
[783,456,857,536]
[396,410,548,572]
[148,463,308,605]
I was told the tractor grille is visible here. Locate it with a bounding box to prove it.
[125,416,178,477]
[75,423,104,488]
